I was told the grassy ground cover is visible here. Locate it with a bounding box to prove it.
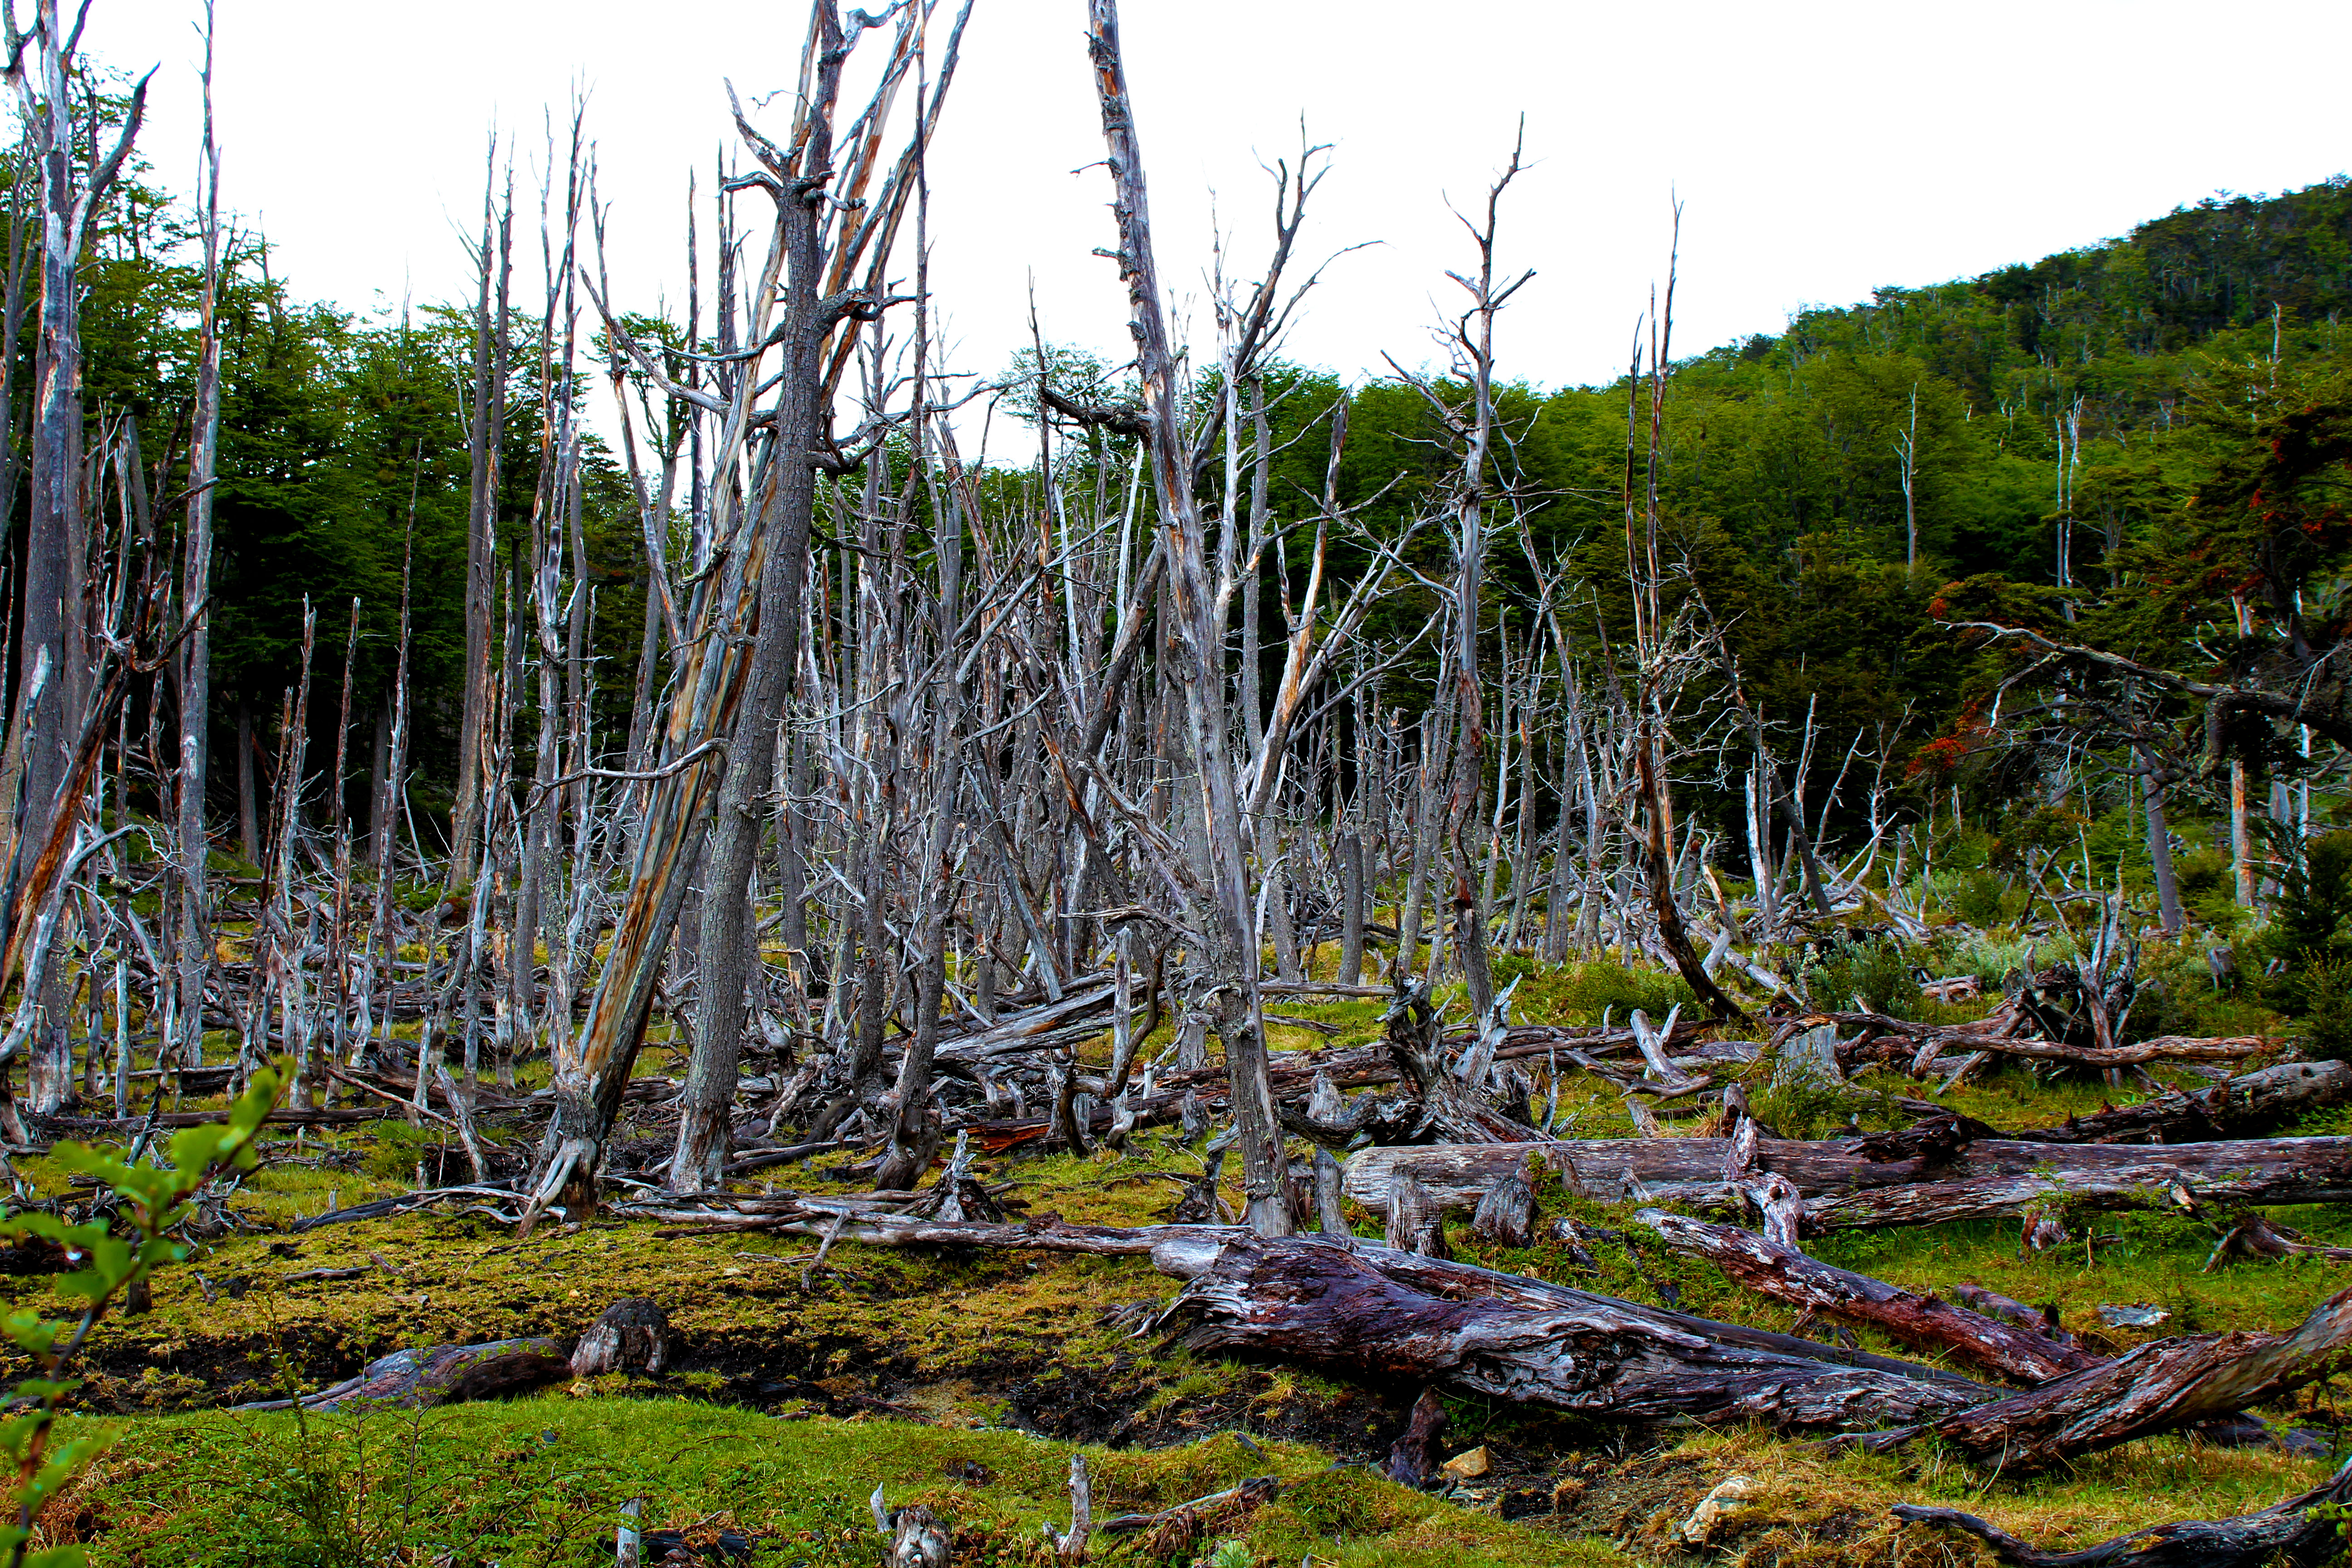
[6,937,2350,1565]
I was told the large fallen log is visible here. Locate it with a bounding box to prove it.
[1162,1235,1989,1433]
[1158,1235,2352,1465]
[1344,1132,2352,1232]
[1891,1459,2352,1568]
[2006,1059,2352,1144]
[1851,1287,2352,1471]
[1790,1008,2275,1075]
[1634,1209,2102,1384]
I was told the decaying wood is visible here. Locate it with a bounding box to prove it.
[2015,1059,2351,1144]
[1469,1158,1537,1248]
[1164,1235,1989,1433]
[2205,1211,2352,1269]
[872,1487,951,1568]
[1384,1387,1448,1486]
[569,1295,669,1377]
[1149,1233,2352,1466]
[1794,1008,2274,1074]
[1852,1287,2352,1470]
[235,1335,572,1412]
[1095,1474,1280,1552]
[1344,1133,2352,1232]
[1383,1175,1448,1258]
[1892,1458,2352,1567]
[974,1016,1699,1152]
[1635,1209,2101,1384]
[1952,1283,2073,1345]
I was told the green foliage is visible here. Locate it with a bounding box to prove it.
[84,1400,1610,1568]
[361,1121,446,1183]
[1800,935,1923,1017]
[0,1066,284,1568]
[1947,870,2009,927]
[1504,960,1693,1027]
[1749,1053,1902,1141]
[2268,829,2352,966]
[2290,959,2352,1064]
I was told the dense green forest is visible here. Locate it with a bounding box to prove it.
[64,139,2352,876]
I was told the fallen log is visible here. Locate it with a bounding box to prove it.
[234,1335,572,1412]
[1634,1209,2102,1384]
[1094,1475,1280,1549]
[1892,1458,2352,1567]
[1852,1287,2352,1471]
[1789,1009,2275,1073]
[634,1205,1247,1258]
[1162,1235,1989,1433]
[1344,1134,2352,1232]
[2019,1060,2352,1144]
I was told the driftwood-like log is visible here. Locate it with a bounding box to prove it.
[966,1018,1703,1152]
[1892,1458,2352,1567]
[1094,1475,1280,1552]
[1384,1176,1448,1257]
[234,1336,572,1412]
[1343,1134,2352,1232]
[1636,1210,2102,1384]
[1793,1009,2274,1073]
[1470,1160,1537,1247]
[1857,1288,2352,1470]
[1165,1235,1988,1432]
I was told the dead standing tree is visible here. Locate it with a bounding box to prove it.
[1382,139,1533,1026]
[174,1,223,1075]
[525,1,954,1223]
[1083,0,1290,1235]
[1,0,149,1112]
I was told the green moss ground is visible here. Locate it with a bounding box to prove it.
[58,1396,1622,1567]
[8,951,2351,1564]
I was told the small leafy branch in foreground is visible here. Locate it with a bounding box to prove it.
[0,1063,285,1568]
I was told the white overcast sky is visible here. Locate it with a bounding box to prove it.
[77,0,2352,405]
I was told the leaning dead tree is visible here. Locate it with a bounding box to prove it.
[522,2,965,1225]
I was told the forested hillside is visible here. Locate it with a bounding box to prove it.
[69,157,2352,876]
[9,4,2352,1565]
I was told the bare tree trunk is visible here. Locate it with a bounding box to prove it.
[2138,742,2184,936]
[671,165,839,1188]
[452,150,513,887]
[173,9,222,1073]
[1086,0,1289,1235]
[4,4,147,1112]
[236,698,259,865]
[876,397,966,1191]
[1337,827,1365,986]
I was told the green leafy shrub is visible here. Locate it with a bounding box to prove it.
[2292,958,2352,1063]
[2268,828,2352,967]
[0,1064,283,1567]
[1520,960,1694,1026]
[1801,935,1923,1017]
[1948,871,2009,928]
[1749,1043,1904,1140]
